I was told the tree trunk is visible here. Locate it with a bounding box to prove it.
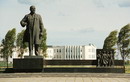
[122,50,125,69]
[6,57,8,68]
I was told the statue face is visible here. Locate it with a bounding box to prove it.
[30,6,36,14]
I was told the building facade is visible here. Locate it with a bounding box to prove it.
[46,44,97,60]
[0,44,97,63]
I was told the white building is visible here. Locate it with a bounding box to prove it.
[0,44,97,63]
[46,46,54,60]
[46,44,97,60]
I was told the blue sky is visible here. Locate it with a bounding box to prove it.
[0,0,130,48]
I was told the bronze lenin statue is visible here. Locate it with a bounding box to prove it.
[20,5,44,56]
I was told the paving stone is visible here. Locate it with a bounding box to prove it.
[0,77,130,82]
[75,77,83,82]
[65,77,75,82]
[47,77,58,82]
[56,77,66,82]
[91,77,101,82]
[83,77,92,82]
[113,78,130,82]
[0,73,130,82]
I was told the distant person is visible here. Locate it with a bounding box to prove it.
[20,5,44,56]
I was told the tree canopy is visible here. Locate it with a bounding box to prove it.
[0,28,16,68]
[41,28,47,57]
[103,30,118,51]
[118,24,130,60]
[16,29,27,58]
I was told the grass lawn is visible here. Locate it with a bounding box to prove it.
[0,61,12,68]
[0,61,13,72]
[125,64,130,73]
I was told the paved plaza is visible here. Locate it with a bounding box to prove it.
[0,73,130,82]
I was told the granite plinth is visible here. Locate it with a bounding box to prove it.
[44,67,125,73]
[13,56,43,72]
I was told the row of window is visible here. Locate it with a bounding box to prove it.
[88,48,95,52]
[54,49,62,53]
[53,54,96,59]
[47,48,96,54]
[53,55,83,59]
[47,50,52,53]
[66,49,82,52]
[54,55,61,58]
[66,55,82,59]
[48,54,95,59]
[65,52,82,56]
[52,48,95,53]
[89,54,96,58]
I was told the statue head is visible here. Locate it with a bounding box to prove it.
[30,5,36,14]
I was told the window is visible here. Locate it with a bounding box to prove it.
[92,55,95,58]
[81,49,82,52]
[88,49,90,52]
[79,55,80,58]
[89,55,91,58]
[92,48,95,52]
[54,49,56,53]
[59,49,61,53]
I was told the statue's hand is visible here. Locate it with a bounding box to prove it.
[23,22,27,26]
[21,22,27,27]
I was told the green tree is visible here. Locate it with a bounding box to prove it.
[1,28,16,68]
[41,28,47,57]
[16,30,27,58]
[118,24,130,61]
[103,30,118,51]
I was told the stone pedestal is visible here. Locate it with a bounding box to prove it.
[13,56,43,72]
